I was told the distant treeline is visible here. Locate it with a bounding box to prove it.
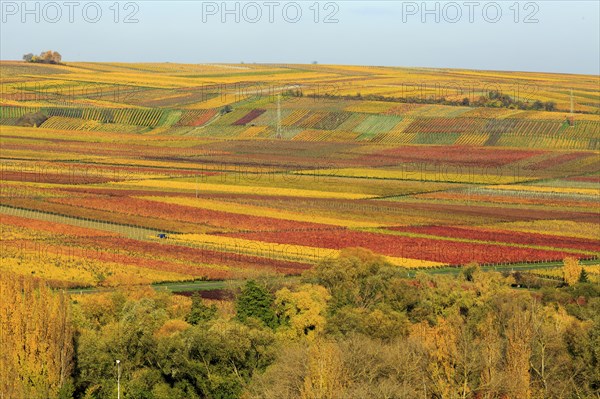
[288,88,591,114]
[23,51,62,64]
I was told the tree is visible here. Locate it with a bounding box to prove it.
[0,272,74,399]
[503,299,533,399]
[461,262,480,282]
[274,284,329,341]
[306,248,410,340]
[182,319,276,397]
[23,50,62,64]
[308,247,390,310]
[40,50,62,64]
[578,268,589,283]
[245,343,309,399]
[186,292,217,325]
[563,257,582,286]
[409,314,478,398]
[476,312,503,397]
[300,340,345,398]
[220,105,233,114]
[532,100,545,110]
[236,280,278,329]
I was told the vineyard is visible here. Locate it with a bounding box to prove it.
[0,61,598,288]
[3,103,598,149]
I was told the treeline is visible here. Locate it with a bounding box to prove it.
[23,50,62,64]
[294,89,564,113]
[1,249,599,398]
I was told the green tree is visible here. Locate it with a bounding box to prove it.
[186,292,217,325]
[307,248,410,340]
[532,100,545,110]
[578,268,589,283]
[236,281,278,329]
[307,247,391,310]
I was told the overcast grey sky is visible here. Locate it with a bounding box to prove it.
[1,1,599,74]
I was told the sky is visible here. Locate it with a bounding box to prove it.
[1,1,599,74]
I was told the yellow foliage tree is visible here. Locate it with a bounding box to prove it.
[154,319,191,338]
[505,307,533,399]
[301,340,345,399]
[410,318,460,398]
[563,257,582,286]
[476,313,503,396]
[275,284,330,341]
[0,271,74,398]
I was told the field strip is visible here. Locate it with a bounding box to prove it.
[113,179,375,199]
[172,233,445,268]
[139,196,383,228]
[53,159,283,173]
[373,192,599,214]
[184,109,222,132]
[174,233,337,264]
[488,184,600,196]
[0,205,166,239]
[484,220,600,240]
[428,258,600,275]
[0,205,436,268]
[68,279,234,295]
[294,168,534,184]
[0,205,308,270]
[463,187,600,202]
[385,195,596,213]
[372,228,600,257]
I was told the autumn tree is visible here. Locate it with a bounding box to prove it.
[300,340,346,399]
[563,257,582,286]
[0,271,74,399]
[501,296,534,399]
[475,312,504,398]
[409,313,480,398]
[274,284,330,341]
[75,290,276,398]
[245,343,310,399]
[23,50,62,64]
[306,248,409,340]
[39,50,62,63]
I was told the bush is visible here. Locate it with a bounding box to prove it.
[16,112,48,127]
